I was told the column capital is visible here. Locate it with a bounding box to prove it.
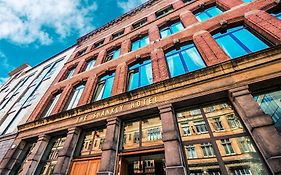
[67,127,81,135]
[228,85,250,99]
[106,117,120,126]
[158,104,174,114]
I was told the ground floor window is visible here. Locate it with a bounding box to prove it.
[177,102,270,174]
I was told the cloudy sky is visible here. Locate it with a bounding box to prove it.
[0,0,148,85]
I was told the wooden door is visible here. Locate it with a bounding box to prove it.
[69,159,100,175]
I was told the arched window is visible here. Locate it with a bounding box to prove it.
[165,43,206,78]
[213,25,270,59]
[93,72,115,101]
[64,83,85,110]
[127,59,153,91]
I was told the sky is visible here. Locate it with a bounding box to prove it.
[0,0,148,85]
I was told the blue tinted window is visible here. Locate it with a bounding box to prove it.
[213,26,270,59]
[131,35,149,51]
[160,21,184,38]
[93,73,115,101]
[195,6,223,22]
[165,43,206,78]
[65,84,85,110]
[127,59,153,91]
[84,59,96,71]
[104,47,121,62]
[242,0,252,2]
[271,11,281,20]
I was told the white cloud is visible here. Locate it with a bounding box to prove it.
[117,0,149,13]
[0,0,97,45]
[0,51,14,86]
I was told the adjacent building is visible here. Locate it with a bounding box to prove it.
[0,0,281,175]
[0,46,76,162]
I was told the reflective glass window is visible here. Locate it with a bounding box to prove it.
[195,6,223,22]
[93,73,115,101]
[165,43,206,78]
[213,26,270,59]
[104,47,121,62]
[64,84,85,110]
[160,20,184,38]
[131,35,149,51]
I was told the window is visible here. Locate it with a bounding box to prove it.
[112,30,124,40]
[104,47,121,62]
[183,0,194,3]
[177,102,270,174]
[44,58,64,80]
[231,168,252,175]
[41,92,61,118]
[195,6,222,22]
[122,116,162,149]
[127,59,153,91]
[92,73,115,101]
[271,10,281,19]
[195,6,223,22]
[93,39,104,49]
[242,0,252,2]
[186,145,197,159]
[227,114,242,129]
[37,137,66,175]
[132,18,147,29]
[221,139,235,155]
[160,20,184,38]
[79,128,106,155]
[201,142,215,157]
[83,57,96,71]
[254,90,281,130]
[213,25,270,59]
[64,84,85,110]
[75,48,87,57]
[131,35,149,51]
[155,5,173,18]
[64,67,76,80]
[214,118,224,131]
[165,43,206,78]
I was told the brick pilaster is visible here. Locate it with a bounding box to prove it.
[193,30,230,66]
[245,10,281,45]
[111,63,128,96]
[96,50,107,65]
[73,59,85,75]
[229,86,281,174]
[149,25,161,43]
[151,48,170,83]
[78,75,97,105]
[217,0,243,10]
[52,84,73,114]
[180,10,198,27]
[120,40,131,56]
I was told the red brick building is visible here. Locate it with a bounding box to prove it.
[1,0,281,174]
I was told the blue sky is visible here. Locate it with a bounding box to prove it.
[0,0,148,85]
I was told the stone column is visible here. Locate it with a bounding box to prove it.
[151,48,170,83]
[53,127,81,175]
[111,63,128,96]
[180,10,198,27]
[159,104,186,175]
[229,86,281,174]
[19,134,50,175]
[0,139,24,175]
[97,117,120,175]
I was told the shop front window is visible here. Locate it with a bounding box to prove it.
[121,116,162,150]
[177,102,270,174]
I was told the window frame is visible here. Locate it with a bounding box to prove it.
[92,72,115,101]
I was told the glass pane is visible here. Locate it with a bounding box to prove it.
[171,22,184,34]
[215,35,247,59]
[140,36,149,48]
[122,121,140,149]
[92,128,106,154]
[206,7,222,17]
[233,28,269,53]
[166,54,186,77]
[128,71,140,91]
[94,82,105,101]
[254,90,281,129]
[181,46,206,72]
[177,108,210,142]
[112,48,121,59]
[204,103,244,137]
[243,0,252,2]
[140,62,153,87]
[217,136,270,175]
[160,28,171,38]
[131,40,140,51]
[196,12,210,22]
[142,117,162,147]
[102,76,114,99]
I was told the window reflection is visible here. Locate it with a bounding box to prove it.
[177,102,269,174]
[122,116,162,149]
[80,128,106,155]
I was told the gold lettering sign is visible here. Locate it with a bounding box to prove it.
[76,96,158,123]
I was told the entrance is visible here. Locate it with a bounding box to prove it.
[69,158,100,175]
[119,153,165,175]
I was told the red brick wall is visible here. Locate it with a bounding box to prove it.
[28,0,281,122]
